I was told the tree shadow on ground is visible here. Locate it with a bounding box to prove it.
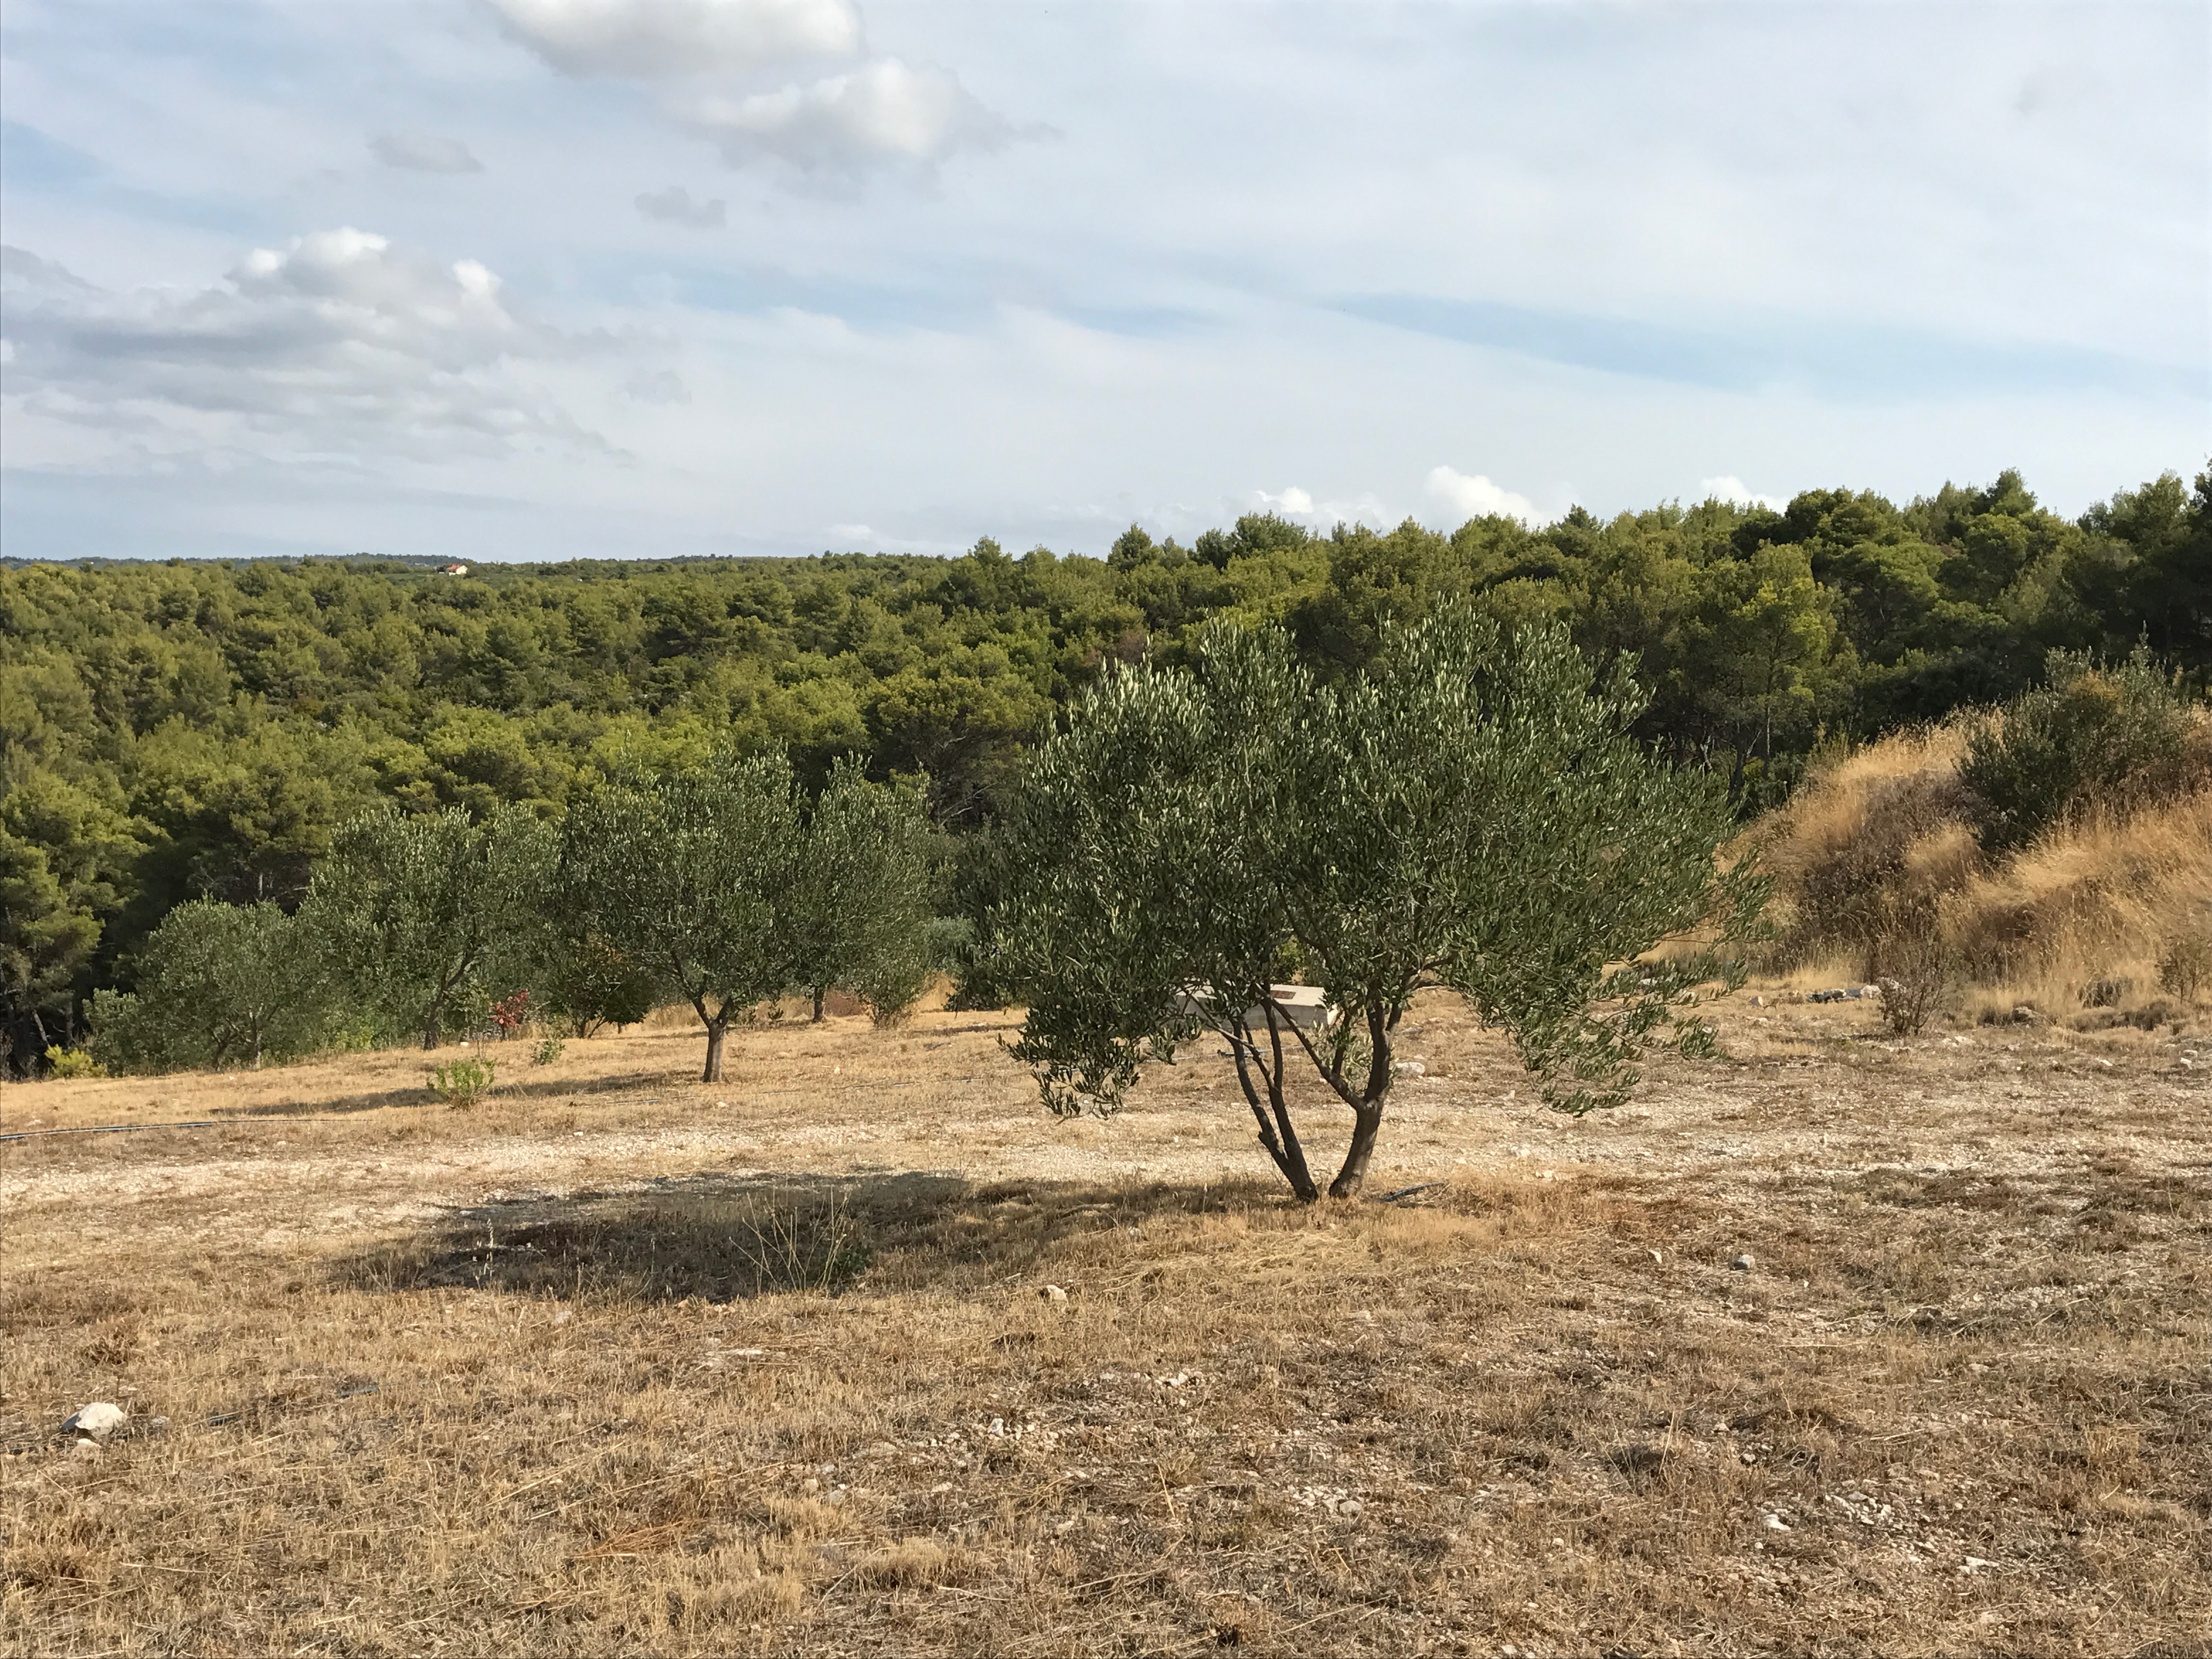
[224,1070,692,1119]
[338,1170,1288,1305]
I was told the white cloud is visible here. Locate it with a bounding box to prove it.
[1425,466,1554,527]
[690,57,1006,178]
[370,132,484,174]
[635,184,727,225]
[1699,475,1787,511]
[486,0,860,78]
[0,231,597,463]
[1250,486,1399,531]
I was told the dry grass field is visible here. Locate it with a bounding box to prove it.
[4,991,2208,1657]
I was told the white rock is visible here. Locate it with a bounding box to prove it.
[1762,1513,1791,1531]
[1731,1254,1755,1272]
[62,1402,126,1443]
[1040,1284,1069,1305]
[1392,1059,1425,1076]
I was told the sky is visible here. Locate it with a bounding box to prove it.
[1,0,2206,563]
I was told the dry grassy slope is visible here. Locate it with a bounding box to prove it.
[3,996,2209,1658]
[1748,722,2212,1024]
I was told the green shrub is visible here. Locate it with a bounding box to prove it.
[852,945,935,1028]
[1962,649,2198,854]
[531,1032,565,1066]
[43,1045,106,1079]
[88,900,327,1075]
[429,1055,497,1108]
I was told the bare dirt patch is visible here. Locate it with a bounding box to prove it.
[4,998,2208,1656]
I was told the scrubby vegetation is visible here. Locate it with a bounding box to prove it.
[1757,655,2212,1031]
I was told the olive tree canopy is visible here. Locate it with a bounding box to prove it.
[787,757,943,1023]
[304,804,553,1051]
[89,899,324,1072]
[991,605,1762,1200]
[559,750,801,1082]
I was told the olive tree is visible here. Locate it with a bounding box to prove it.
[787,758,943,1023]
[303,804,554,1051]
[89,899,324,1073]
[992,605,1762,1200]
[559,751,800,1082]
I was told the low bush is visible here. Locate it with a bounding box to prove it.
[428,1055,497,1108]
[2159,927,2212,1004]
[1871,902,1957,1036]
[42,1045,106,1079]
[1962,649,2203,854]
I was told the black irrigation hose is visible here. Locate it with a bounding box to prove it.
[0,1077,1004,1144]
[0,1118,358,1144]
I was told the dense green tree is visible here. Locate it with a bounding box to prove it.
[787,758,943,1022]
[303,804,554,1049]
[89,899,323,1072]
[558,751,801,1082]
[991,606,1760,1200]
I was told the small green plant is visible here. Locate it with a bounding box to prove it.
[531,1031,565,1066]
[43,1046,108,1079]
[429,1054,497,1108]
[2159,927,2212,1004]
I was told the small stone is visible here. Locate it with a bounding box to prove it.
[1392,1059,1425,1076]
[802,1476,820,1494]
[1762,1513,1790,1532]
[1339,1498,1362,1519]
[1731,1254,1755,1272]
[1040,1284,1069,1305]
[61,1403,126,1444]
[551,1308,574,1326]
[1648,1249,1663,1265]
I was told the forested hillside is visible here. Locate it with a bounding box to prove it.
[4,466,2206,1069]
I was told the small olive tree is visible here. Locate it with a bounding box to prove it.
[559,751,800,1082]
[303,804,554,1050]
[788,758,944,1023]
[89,899,324,1073]
[992,606,1762,1200]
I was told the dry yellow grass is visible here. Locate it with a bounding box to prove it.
[1752,721,2212,1028]
[4,992,2208,1656]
